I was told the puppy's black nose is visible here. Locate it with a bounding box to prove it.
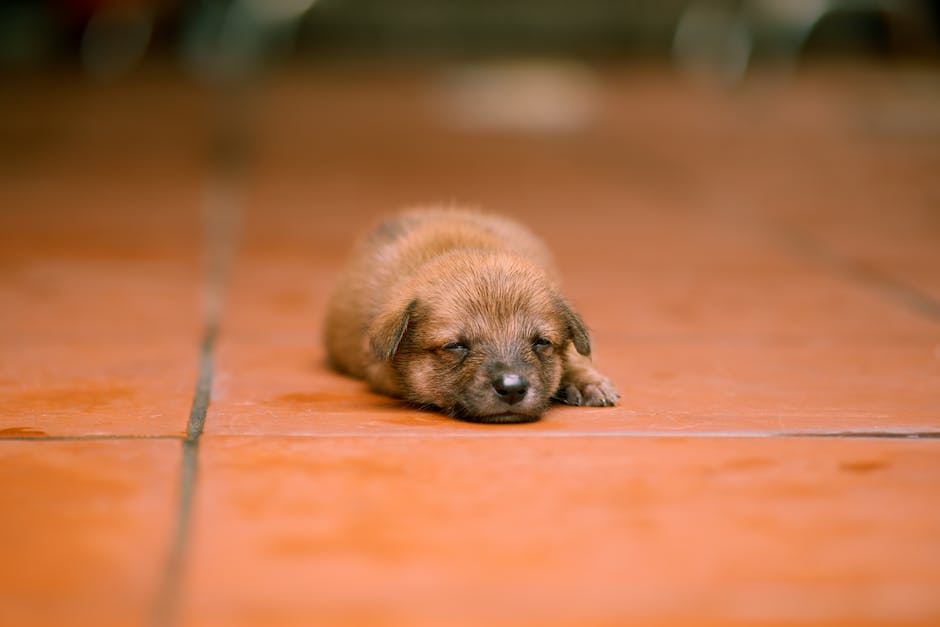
[492,373,528,405]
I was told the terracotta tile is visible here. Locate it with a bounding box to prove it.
[183,436,940,626]
[5,66,936,627]
[0,71,207,436]
[606,338,940,430]
[0,440,180,627]
[592,71,940,315]
[0,340,199,437]
[209,69,938,436]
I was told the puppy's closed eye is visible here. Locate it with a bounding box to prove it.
[439,342,470,361]
[532,337,553,354]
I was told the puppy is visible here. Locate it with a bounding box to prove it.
[324,207,618,423]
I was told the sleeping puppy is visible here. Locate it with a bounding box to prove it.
[324,207,618,423]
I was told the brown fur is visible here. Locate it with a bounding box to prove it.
[324,207,618,423]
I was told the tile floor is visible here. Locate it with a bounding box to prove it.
[1,64,939,627]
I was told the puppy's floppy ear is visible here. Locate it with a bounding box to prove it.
[557,298,591,356]
[370,299,417,360]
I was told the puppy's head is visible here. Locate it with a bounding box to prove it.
[369,252,590,423]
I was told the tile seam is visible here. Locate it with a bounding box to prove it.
[151,328,216,627]
[152,83,245,626]
[566,128,940,324]
[194,430,940,440]
[775,226,940,324]
[151,438,200,627]
[6,431,933,442]
[154,328,224,619]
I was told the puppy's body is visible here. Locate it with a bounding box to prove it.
[324,208,618,422]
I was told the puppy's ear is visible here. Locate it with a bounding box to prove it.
[370,299,418,361]
[557,298,591,356]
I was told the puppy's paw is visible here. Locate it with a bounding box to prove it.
[557,375,620,407]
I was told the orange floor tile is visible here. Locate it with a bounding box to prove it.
[0,72,208,437]
[0,440,181,627]
[1,64,938,627]
[182,436,940,627]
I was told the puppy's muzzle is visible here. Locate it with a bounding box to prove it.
[492,372,528,405]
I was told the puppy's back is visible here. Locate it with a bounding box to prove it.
[324,208,555,377]
[367,208,554,274]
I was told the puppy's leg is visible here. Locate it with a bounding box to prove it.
[557,343,619,407]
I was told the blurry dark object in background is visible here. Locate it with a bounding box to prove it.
[0,0,938,76]
[0,0,181,75]
[0,1,61,68]
[673,0,940,83]
[296,0,940,63]
[804,1,930,57]
[179,0,315,82]
[80,3,155,79]
[296,0,684,59]
[299,0,940,65]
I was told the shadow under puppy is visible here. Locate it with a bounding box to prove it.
[324,208,618,423]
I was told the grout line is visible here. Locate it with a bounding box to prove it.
[564,126,940,326]
[185,324,217,442]
[197,430,940,440]
[152,326,218,627]
[152,82,246,627]
[151,439,200,627]
[153,316,228,623]
[776,226,940,324]
[790,431,940,439]
[4,429,936,442]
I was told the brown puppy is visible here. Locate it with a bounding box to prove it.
[324,207,618,423]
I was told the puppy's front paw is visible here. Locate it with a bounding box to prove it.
[557,375,619,407]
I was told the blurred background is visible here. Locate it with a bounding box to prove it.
[1,0,938,78]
